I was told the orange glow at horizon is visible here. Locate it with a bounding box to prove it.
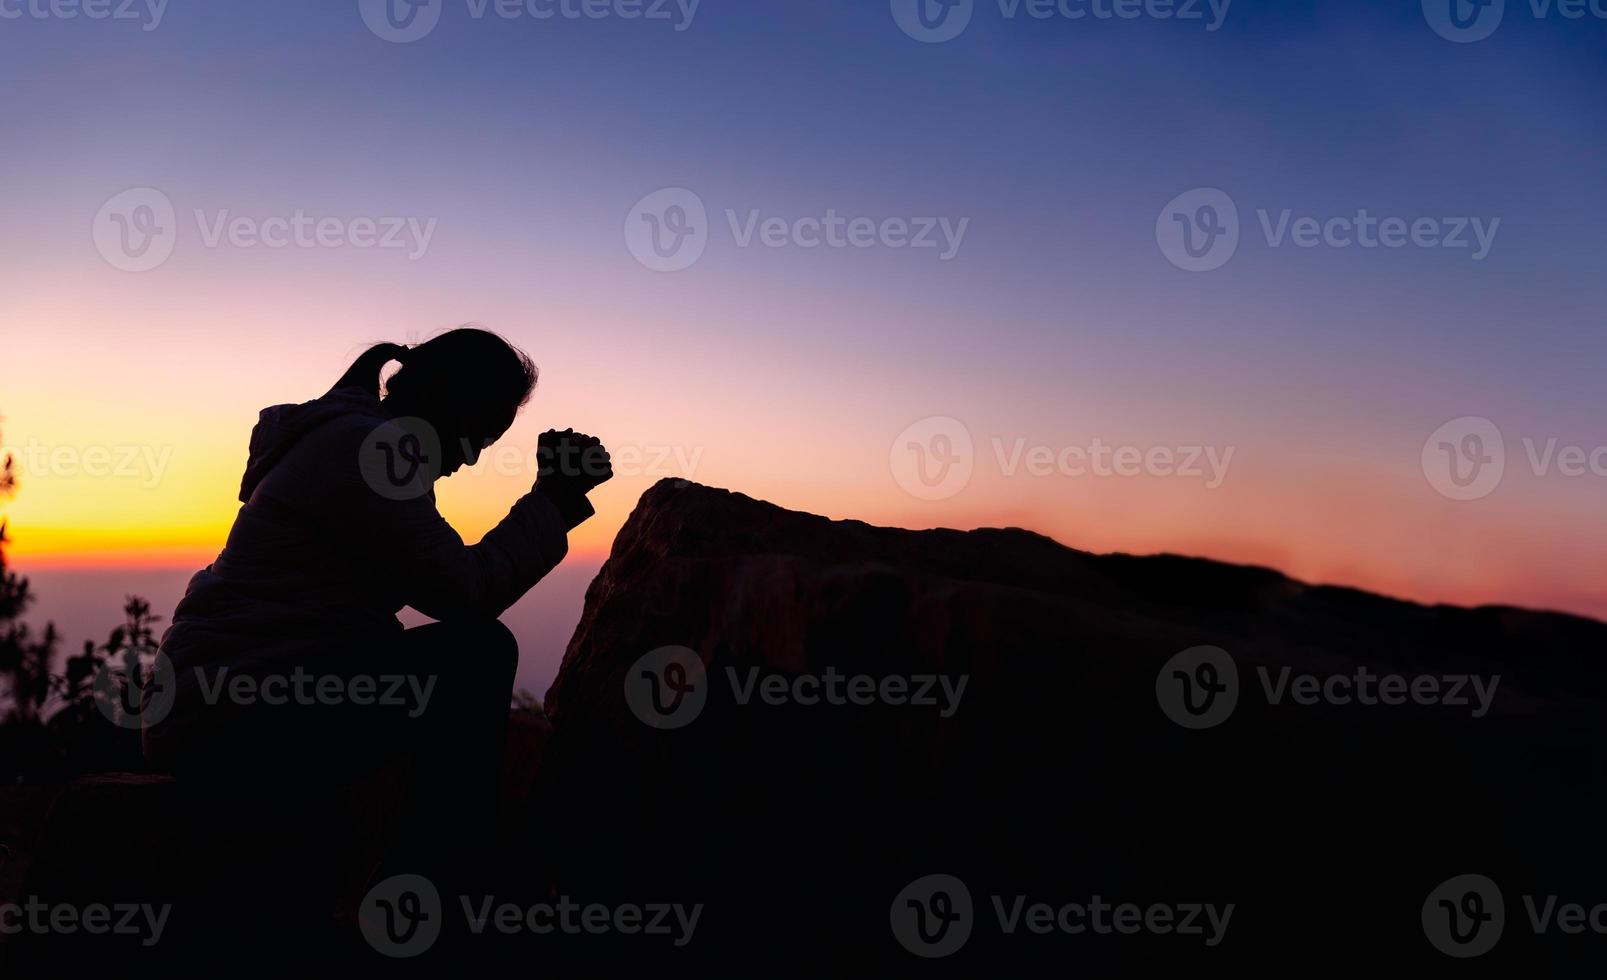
[9,417,1605,625]
[6,275,1607,628]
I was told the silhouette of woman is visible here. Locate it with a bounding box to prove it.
[142,328,610,893]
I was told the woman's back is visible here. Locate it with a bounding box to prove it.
[162,386,416,678]
[157,375,575,694]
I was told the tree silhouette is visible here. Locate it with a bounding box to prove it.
[0,422,157,779]
[54,596,160,724]
[0,435,59,726]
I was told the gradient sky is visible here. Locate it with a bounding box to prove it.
[3,0,1606,688]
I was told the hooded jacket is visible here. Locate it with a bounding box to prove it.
[149,384,575,721]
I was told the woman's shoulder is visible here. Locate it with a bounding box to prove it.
[312,393,388,437]
[236,388,387,501]
[290,394,445,506]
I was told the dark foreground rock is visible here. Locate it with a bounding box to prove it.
[0,714,550,968]
[6,481,1605,970]
[533,480,1607,972]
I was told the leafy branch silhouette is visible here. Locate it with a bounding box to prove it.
[0,423,158,780]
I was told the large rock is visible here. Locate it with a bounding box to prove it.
[536,480,1607,972]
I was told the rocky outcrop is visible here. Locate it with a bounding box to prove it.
[548,481,1607,723]
[535,480,1607,971]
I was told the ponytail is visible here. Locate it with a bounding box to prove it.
[332,342,409,396]
[335,328,536,413]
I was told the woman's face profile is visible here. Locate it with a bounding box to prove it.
[434,400,517,477]
[380,334,535,481]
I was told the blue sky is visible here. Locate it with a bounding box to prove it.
[5,0,1607,685]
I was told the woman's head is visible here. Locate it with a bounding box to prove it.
[354,328,538,475]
